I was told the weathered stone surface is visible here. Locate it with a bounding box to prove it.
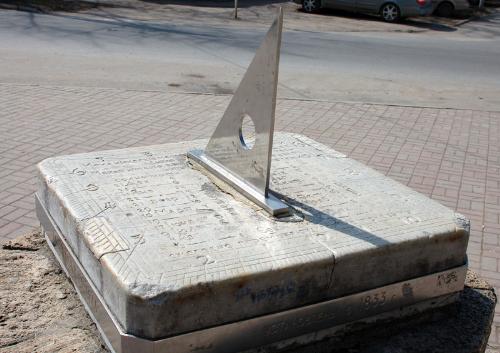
[36,133,469,339]
[0,231,494,353]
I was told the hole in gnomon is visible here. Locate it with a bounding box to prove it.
[239,114,256,150]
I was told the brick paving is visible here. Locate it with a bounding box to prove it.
[1,83,500,349]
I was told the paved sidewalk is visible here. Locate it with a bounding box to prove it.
[1,83,499,349]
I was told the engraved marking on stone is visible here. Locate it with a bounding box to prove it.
[72,168,86,176]
[402,216,421,224]
[130,233,146,245]
[82,218,129,259]
[361,291,388,310]
[402,283,413,297]
[437,271,458,287]
[187,8,290,217]
[104,202,116,210]
[80,201,116,222]
[236,280,297,303]
[86,184,99,191]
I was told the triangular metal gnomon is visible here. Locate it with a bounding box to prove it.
[187,8,290,217]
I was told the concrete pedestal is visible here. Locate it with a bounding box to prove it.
[36,133,469,352]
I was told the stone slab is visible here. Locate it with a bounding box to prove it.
[36,133,469,339]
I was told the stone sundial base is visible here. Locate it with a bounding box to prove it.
[2,231,494,353]
[35,133,469,353]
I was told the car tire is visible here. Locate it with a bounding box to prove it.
[380,3,401,22]
[435,2,454,17]
[303,0,321,13]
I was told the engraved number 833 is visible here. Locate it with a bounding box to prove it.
[362,291,387,310]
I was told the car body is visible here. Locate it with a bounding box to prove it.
[295,0,434,21]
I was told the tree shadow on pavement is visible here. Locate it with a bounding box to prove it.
[455,8,500,36]
[0,0,131,12]
[139,0,290,8]
[402,18,459,31]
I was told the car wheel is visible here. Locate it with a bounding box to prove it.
[380,3,401,22]
[435,2,454,17]
[303,0,320,13]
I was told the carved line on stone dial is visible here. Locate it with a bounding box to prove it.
[81,217,130,260]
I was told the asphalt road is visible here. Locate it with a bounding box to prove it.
[1,10,499,110]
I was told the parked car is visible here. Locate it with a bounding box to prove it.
[295,0,434,22]
[432,0,470,16]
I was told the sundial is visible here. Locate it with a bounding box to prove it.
[36,9,469,353]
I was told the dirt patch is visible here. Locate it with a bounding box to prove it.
[2,232,45,251]
[0,231,107,353]
[0,0,123,13]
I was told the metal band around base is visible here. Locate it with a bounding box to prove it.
[36,194,467,353]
